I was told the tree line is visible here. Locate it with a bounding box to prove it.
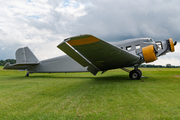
[139,64,180,68]
[0,59,180,68]
[0,59,16,66]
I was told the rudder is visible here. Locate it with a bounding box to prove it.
[16,47,39,64]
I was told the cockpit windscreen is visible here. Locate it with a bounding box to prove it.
[143,39,154,43]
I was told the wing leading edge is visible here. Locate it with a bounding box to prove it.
[57,34,140,75]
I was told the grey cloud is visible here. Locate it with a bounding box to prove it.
[27,9,75,37]
[27,0,180,42]
[65,0,180,41]
[47,0,63,8]
[1,0,180,64]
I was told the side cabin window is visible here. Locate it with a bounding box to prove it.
[121,47,123,49]
[136,44,141,49]
[126,46,131,51]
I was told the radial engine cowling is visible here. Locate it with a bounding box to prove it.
[142,45,157,63]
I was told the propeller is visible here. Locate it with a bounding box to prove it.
[174,41,177,46]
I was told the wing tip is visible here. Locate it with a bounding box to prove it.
[65,34,100,46]
[64,34,93,42]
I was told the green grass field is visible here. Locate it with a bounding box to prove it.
[0,66,180,119]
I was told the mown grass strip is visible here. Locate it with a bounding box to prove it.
[0,67,180,119]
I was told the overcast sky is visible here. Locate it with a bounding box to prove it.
[0,0,180,66]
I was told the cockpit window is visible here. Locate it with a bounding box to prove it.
[149,39,153,42]
[143,39,154,43]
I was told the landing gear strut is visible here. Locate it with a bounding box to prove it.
[121,67,142,80]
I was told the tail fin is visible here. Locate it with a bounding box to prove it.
[16,47,39,64]
[4,47,39,70]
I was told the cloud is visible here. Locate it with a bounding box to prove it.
[69,0,180,41]
[0,0,180,66]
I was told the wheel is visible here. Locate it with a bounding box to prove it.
[26,72,29,77]
[137,69,142,76]
[129,70,141,80]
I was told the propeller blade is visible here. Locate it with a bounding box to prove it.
[174,41,177,46]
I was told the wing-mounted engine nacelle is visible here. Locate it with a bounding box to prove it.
[142,45,157,63]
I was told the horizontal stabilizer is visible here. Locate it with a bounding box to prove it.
[4,62,25,70]
[3,62,40,70]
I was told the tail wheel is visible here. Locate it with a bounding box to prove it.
[129,70,141,80]
[26,72,29,77]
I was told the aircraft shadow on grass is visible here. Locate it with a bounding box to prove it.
[7,74,145,82]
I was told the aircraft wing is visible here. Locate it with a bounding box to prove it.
[57,34,140,75]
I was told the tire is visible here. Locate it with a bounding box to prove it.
[129,70,141,80]
[26,72,29,77]
[137,69,142,76]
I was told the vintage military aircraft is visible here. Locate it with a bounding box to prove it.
[3,34,176,79]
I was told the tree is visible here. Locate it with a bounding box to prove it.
[0,59,16,66]
[166,64,171,68]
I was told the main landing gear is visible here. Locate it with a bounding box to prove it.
[121,66,142,80]
[129,69,142,80]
